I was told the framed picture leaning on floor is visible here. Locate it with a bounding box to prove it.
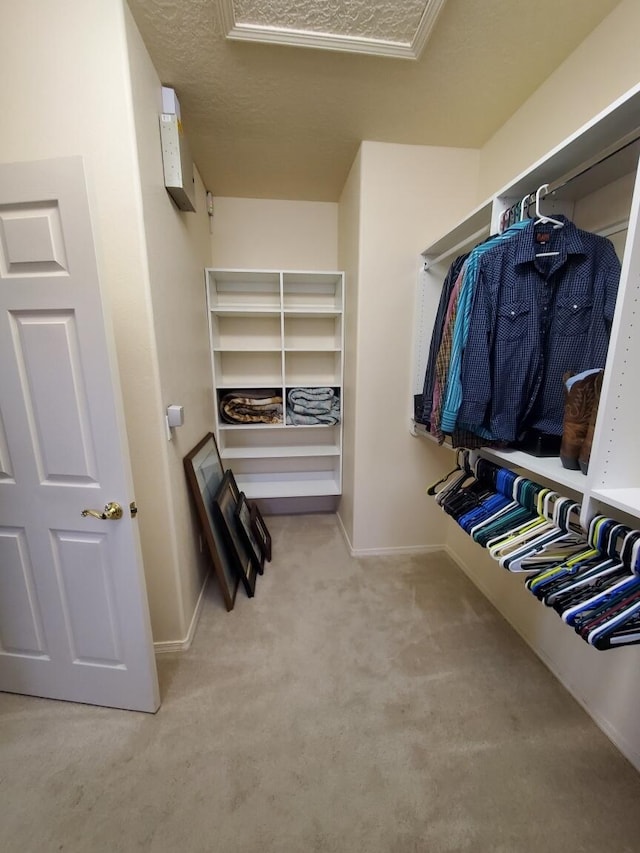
[250,502,272,565]
[184,433,239,611]
[213,470,258,598]
[235,492,265,575]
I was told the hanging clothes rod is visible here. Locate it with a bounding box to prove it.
[598,219,629,239]
[424,128,639,271]
[545,127,640,196]
[423,225,491,271]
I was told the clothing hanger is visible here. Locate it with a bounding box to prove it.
[506,500,585,574]
[488,500,553,561]
[524,514,608,590]
[472,476,536,548]
[534,184,564,228]
[468,474,525,542]
[426,455,463,497]
[541,522,631,610]
[573,577,640,640]
[430,451,474,506]
[561,531,640,626]
[494,493,576,569]
[534,183,563,258]
[589,596,640,648]
[485,488,564,556]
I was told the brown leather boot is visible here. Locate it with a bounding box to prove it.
[578,370,603,474]
[560,370,600,470]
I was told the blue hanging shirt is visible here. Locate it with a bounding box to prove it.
[458,216,620,442]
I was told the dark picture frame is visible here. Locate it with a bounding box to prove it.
[250,503,272,564]
[184,433,239,611]
[214,470,257,598]
[235,492,265,575]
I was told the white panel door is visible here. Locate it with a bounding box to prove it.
[0,157,159,712]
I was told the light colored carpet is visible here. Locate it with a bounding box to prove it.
[2,513,640,853]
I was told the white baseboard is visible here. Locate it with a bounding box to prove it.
[335,510,354,554]
[350,543,445,557]
[335,512,445,557]
[154,571,209,655]
[444,544,640,774]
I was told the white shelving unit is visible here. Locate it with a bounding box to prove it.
[412,82,640,529]
[206,269,344,499]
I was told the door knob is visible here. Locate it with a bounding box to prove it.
[81,502,124,521]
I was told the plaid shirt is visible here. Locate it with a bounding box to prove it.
[429,280,459,443]
[459,217,620,441]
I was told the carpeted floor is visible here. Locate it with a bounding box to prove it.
[2,513,640,852]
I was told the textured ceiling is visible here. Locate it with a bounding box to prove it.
[126,0,622,202]
[232,0,428,42]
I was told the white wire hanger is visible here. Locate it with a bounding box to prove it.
[534,183,562,257]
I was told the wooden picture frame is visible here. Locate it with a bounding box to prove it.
[184,433,239,611]
[250,502,272,564]
[214,470,257,597]
[235,492,265,575]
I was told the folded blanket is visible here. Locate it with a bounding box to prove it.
[286,387,340,425]
[287,407,340,425]
[288,387,335,415]
[288,387,335,404]
[220,390,283,424]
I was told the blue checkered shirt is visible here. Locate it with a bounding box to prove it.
[458,216,620,442]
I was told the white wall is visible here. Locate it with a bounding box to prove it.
[343,142,480,553]
[211,198,338,270]
[478,0,640,200]
[124,6,214,644]
[446,524,640,770]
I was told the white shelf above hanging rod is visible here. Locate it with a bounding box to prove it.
[423,225,490,271]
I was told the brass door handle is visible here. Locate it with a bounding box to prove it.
[81,502,124,521]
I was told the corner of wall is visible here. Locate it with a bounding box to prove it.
[337,146,363,545]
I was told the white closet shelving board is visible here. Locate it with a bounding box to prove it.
[475,448,587,494]
[207,269,281,309]
[578,152,640,524]
[236,475,341,499]
[413,424,587,495]
[222,445,340,459]
[206,268,345,498]
[411,81,640,526]
[589,488,640,518]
